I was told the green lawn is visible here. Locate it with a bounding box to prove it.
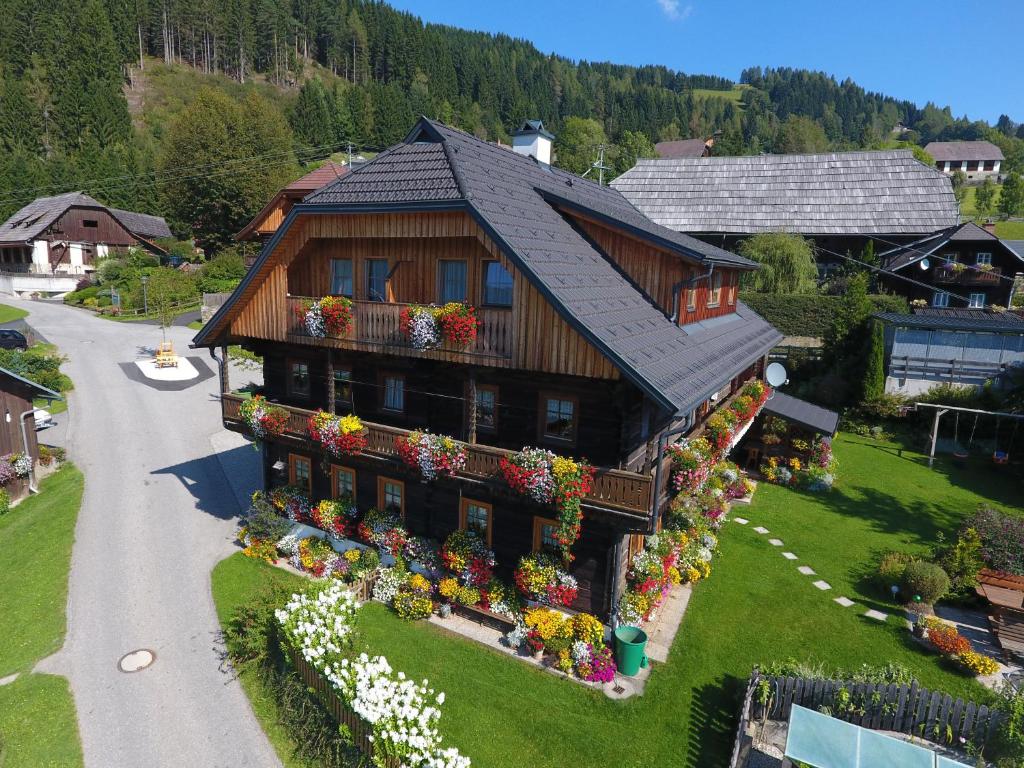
[0,464,84,767]
[187,320,204,331]
[0,674,83,767]
[0,303,28,323]
[212,434,1020,768]
[996,219,1024,239]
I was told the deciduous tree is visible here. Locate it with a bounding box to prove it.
[737,233,818,293]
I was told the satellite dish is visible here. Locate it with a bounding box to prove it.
[766,362,788,388]
[920,258,931,270]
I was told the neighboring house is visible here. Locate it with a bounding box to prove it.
[235,161,349,243]
[924,140,1004,180]
[610,150,959,273]
[876,308,1024,396]
[879,222,1024,309]
[654,137,713,158]
[0,192,170,275]
[195,117,782,620]
[0,366,62,500]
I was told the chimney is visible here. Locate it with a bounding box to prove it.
[982,220,997,235]
[511,119,553,165]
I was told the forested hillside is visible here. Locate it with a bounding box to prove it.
[1,0,1022,248]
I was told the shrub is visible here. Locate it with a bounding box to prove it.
[966,506,1024,575]
[876,551,916,592]
[241,495,292,542]
[900,560,950,605]
[0,488,9,515]
[739,292,908,337]
[939,527,985,597]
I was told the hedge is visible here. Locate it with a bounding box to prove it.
[740,292,908,337]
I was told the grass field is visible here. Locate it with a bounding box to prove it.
[691,84,750,105]
[0,303,28,323]
[213,433,1020,768]
[0,465,84,767]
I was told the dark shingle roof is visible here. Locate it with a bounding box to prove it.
[762,391,839,436]
[610,150,959,235]
[0,366,63,400]
[109,208,172,239]
[1006,241,1024,259]
[876,309,1024,333]
[881,222,1024,271]
[924,141,1005,162]
[205,118,782,414]
[655,138,709,158]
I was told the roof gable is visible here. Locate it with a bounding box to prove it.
[0,192,169,245]
[883,222,1024,271]
[611,150,960,236]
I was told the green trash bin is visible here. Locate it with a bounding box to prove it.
[613,626,649,676]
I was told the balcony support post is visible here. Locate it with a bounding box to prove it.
[219,345,230,394]
[326,349,335,414]
[467,370,477,444]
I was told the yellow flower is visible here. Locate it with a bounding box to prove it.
[438,578,459,600]
[551,456,579,480]
[525,608,565,641]
[667,566,682,586]
[571,613,604,645]
[344,548,361,563]
[408,573,432,593]
[789,457,802,471]
[685,566,701,583]
[697,561,711,579]
[339,414,363,435]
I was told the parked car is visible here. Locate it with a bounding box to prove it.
[34,408,55,430]
[0,329,28,350]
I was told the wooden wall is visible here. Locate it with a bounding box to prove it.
[51,208,137,247]
[266,440,619,616]
[573,215,742,324]
[0,379,39,500]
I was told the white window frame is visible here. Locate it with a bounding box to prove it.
[975,252,992,266]
[932,291,950,308]
[968,293,985,309]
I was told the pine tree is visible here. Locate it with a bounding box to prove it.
[291,79,336,161]
[862,320,886,402]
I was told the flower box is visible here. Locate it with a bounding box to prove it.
[294,296,353,338]
[395,430,467,480]
[239,395,289,439]
[398,302,480,350]
[450,601,517,634]
[307,411,367,457]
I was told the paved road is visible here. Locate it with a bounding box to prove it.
[19,299,279,768]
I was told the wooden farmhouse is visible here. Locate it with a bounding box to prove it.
[0,367,61,501]
[195,118,782,619]
[0,192,171,274]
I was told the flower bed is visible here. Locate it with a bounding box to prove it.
[504,607,615,681]
[499,448,595,560]
[295,295,354,338]
[617,528,715,625]
[399,303,479,350]
[440,530,494,587]
[922,617,1001,676]
[513,553,578,607]
[395,431,467,480]
[760,435,837,491]
[268,486,312,523]
[275,583,470,768]
[239,395,290,439]
[307,411,367,458]
[311,497,358,539]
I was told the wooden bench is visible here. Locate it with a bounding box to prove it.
[154,342,177,368]
[993,608,1024,660]
[452,602,517,633]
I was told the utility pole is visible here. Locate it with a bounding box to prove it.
[347,142,354,168]
[581,144,612,185]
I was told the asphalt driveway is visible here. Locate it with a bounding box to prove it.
[17,299,279,767]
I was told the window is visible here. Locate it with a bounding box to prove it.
[686,284,696,312]
[288,454,312,493]
[932,291,950,308]
[942,253,958,265]
[83,219,98,228]
[366,259,389,302]
[460,498,493,546]
[967,161,979,172]
[438,260,468,303]
[334,368,353,408]
[707,272,722,307]
[330,259,353,297]
[727,275,736,306]
[984,160,995,172]
[288,360,310,398]
[482,261,513,306]
[382,374,405,412]
[378,477,405,518]
[474,385,498,432]
[532,516,560,554]
[332,465,356,501]
[541,394,577,444]
[976,252,992,266]
[969,293,986,308]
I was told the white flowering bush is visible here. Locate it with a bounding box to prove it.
[10,453,32,478]
[275,583,361,668]
[372,567,406,604]
[276,534,300,556]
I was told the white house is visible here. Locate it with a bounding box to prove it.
[924,140,1004,180]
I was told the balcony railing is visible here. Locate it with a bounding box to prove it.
[222,394,652,516]
[934,265,1002,286]
[286,296,514,360]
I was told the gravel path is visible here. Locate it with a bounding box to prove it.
[20,299,278,768]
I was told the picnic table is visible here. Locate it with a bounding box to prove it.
[977,569,1024,659]
[154,341,178,368]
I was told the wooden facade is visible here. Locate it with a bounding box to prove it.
[0,371,48,501]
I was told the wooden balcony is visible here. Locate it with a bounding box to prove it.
[286,296,514,362]
[221,394,652,518]
[934,265,1002,286]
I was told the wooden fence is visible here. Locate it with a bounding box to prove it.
[734,670,1002,755]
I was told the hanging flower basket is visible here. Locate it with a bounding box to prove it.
[666,437,713,495]
[513,553,578,607]
[311,498,358,539]
[399,303,479,350]
[239,395,290,439]
[499,447,594,559]
[294,296,353,338]
[307,411,367,457]
[395,430,467,480]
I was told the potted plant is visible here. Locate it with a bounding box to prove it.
[395,430,467,480]
[307,411,367,457]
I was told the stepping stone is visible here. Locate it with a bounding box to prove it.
[864,609,888,622]
[812,580,832,591]
[834,597,855,607]
[753,526,769,534]
[782,552,798,560]
[768,538,784,546]
[797,566,816,575]
[733,517,749,525]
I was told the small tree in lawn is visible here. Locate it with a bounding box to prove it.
[950,169,967,205]
[999,172,1024,219]
[146,269,196,344]
[974,177,997,218]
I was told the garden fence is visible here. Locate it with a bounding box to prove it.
[730,669,1003,762]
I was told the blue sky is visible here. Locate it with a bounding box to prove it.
[387,0,1023,124]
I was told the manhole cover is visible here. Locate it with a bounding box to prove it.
[118,649,155,673]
